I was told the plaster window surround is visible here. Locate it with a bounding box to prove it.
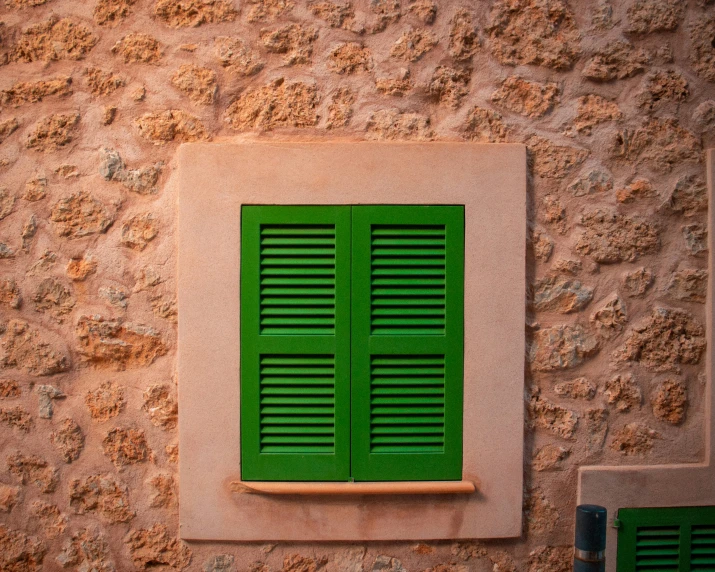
[177,142,526,541]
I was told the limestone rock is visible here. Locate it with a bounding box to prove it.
[528,546,572,572]
[94,0,137,25]
[554,377,596,400]
[1,319,69,376]
[121,213,158,251]
[626,0,683,34]
[7,453,58,492]
[527,136,588,179]
[616,307,706,372]
[215,36,264,76]
[604,373,641,412]
[225,79,318,131]
[0,406,33,432]
[26,113,79,152]
[664,175,707,217]
[575,209,659,263]
[448,9,479,61]
[0,525,46,572]
[532,227,554,261]
[591,294,627,338]
[372,555,407,572]
[135,110,209,143]
[67,256,97,281]
[582,40,649,81]
[56,528,114,571]
[616,179,655,203]
[326,88,354,128]
[689,16,715,82]
[33,278,75,318]
[637,70,688,111]
[573,94,622,133]
[527,388,578,439]
[532,444,570,471]
[489,552,517,572]
[328,43,372,74]
[376,69,413,96]
[30,501,66,538]
[11,17,97,62]
[533,275,593,314]
[171,64,217,105]
[530,325,599,371]
[36,385,64,419]
[100,148,162,195]
[366,109,433,140]
[651,378,687,425]
[666,269,706,304]
[204,554,235,572]
[390,28,437,62]
[491,77,559,118]
[142,384,178,429]
[525,487,559,535]
[260,24,318,65]
[125,524,192,570]
[69,474,135,522]
[50,191,114,238]
[567,169,613,197]
[0,118,19,144]
[429,66,470,109]
[111,33,162,63]
[50,418,84,463]
[623,267,654,298]
[613,118,701,173]
[683,224,707,256]
[76,315,167,370]
[693,100,715,133]
[307,0,354,28]
[408,0,436,24]
[154,0,238,27]
[368,0,401,33]
[586,408,608,451]
[0,278,21,309]
[610,422,659,455]
[149,474,177,507]
[0,379,20,399]
[487,0,580,70]
[1,77,72,106]
[102,427,151,467]
[247,0,294,22]
[462,106,510,143]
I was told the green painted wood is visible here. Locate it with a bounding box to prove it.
[350,206,464,481]
[241,206,351,481]
[617,506,715,572]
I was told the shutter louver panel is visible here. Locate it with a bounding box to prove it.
[260,224,336,335]
[259,355,335,453]
[691,526,715,570]
[370,225,446,335]
[635,526,681,571]
[370,355,445,453]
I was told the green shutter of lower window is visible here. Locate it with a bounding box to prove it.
[241,206,351,481]
[350,206,464,481]
[617,506,715,571]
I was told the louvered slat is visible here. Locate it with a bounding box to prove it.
[635,526,681,572]
[259,355,335,453]
[260,224,336,335]
[691,525,715,570]
[369,355,445,453]
[370,225,446,335]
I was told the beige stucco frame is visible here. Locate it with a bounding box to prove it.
[177,142,526,541]
[578,149,715,571]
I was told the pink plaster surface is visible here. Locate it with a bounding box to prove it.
[177,142,526,541]
[578,149,715,572]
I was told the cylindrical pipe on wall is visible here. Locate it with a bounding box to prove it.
[574,504,607,572]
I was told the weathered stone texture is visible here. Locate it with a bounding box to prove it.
[260,24,318,65]
[525,487,560,535]
[448,9,479,61]
[367,109,433,140]
[7,453,58,493]
[574,95,622,133]
[50,191,114,238]
[69,474,134,522]
[554,377,596,400]
[125,525,192,570]
[626,0,684,34]
[689,16,715,82]
[154,0,238,27]
[527,546,572,572]
[491,77,559,118]
[591,295,627,339]
[462,106,510,143]
[0,525,46,572]
[111,33,162,63]
[171,64,217,105]
[0,118,19,144]
[527,388,578,439]
[226,79,318,130]
[637,71,689,111]
[50,418,84,462]
[149,474,177,507]
[308,0,354,28]
[56,528,114,571]
[665,175,707,217]
[533,275,593,314]
[30,501,66,538]
[0,406,33,432]
[568,169,613,197]
[532,444,570,471]
[666,269,707,303]
[247,0,294,22]
[135,110,208,143]
[575,210,659,263]
[26,113,79,152]
[1,77,72,106]
[616,308,706,372]
[604,373,641,412]
[329,43,373,74]
[611,422,659,455]
[487,0,580,70]
[1,320,69,376]
[683,224,708,256]
[12,18,97,62]
[583,41,649,82]
[326,88,355,128]
[102,427,151,467]
[530,325,599,372]
[429,66,470,109]
[623,267,654,297]
[390,28,437,62]
[215,36,264,75]
[527,136,588,179]
[142,384,178,429]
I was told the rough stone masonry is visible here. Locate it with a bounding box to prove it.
[0,0,713,570]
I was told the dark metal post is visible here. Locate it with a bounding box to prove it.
[574,504,607,572]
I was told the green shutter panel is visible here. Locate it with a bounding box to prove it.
[350,206,464,481]
[616,506,715,572]
[241,206,351,481]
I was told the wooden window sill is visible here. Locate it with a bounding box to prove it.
[230,480,477,495]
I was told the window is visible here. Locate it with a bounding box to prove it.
[240,205,464,482]
[177,142,526,540]
[616,506,715,571]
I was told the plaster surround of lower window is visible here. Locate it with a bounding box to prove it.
[177,142,526,541]
[577,149,715,571]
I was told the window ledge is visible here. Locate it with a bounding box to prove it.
[230,480,477,495]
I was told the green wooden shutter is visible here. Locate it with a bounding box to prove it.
[350,206,464,481]
[241,206,351,481]
[617,506,715,571]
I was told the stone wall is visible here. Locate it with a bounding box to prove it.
[0,0,713,570]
